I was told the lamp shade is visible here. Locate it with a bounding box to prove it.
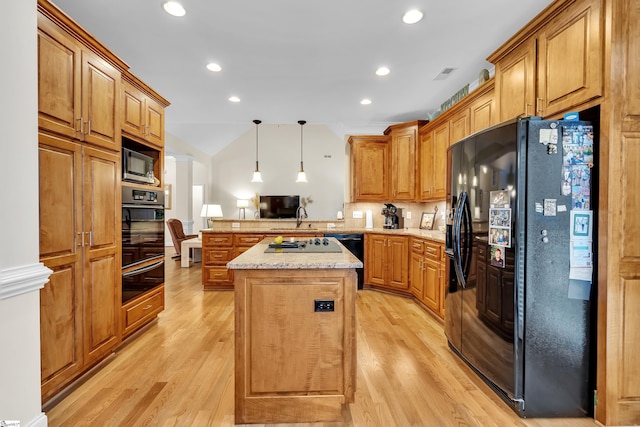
[200,204,223,218]
[236,199,249,208]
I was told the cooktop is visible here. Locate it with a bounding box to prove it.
[264,237,343,253]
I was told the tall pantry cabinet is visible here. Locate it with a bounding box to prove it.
[37,0,124,404]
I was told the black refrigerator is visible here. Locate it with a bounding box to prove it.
[445,117,595,417]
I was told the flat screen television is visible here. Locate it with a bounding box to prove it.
[259,195,300,219]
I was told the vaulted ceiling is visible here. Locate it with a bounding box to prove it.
[51,0,552,156]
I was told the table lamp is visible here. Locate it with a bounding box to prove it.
[201,204,223,228]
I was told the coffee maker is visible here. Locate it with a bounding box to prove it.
[382,203,404,229]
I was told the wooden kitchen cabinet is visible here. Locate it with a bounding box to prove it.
[202,233,235,290]
[121,285,164,338]
[491,0,602,120]
[365,234,408,291]
[385,121,428,201]
[233,234,264,257]
[37,11,122,152]
[38,131,121,402]
[122,77,166,147]
[418,121,448,201]
[409,238,445,318]
[449,109,469,146]
[348,135,390,202]
[494,37,537,122]
[469,83,496,134]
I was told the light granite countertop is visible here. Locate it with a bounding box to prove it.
[227,238,364,270]
[203,226,446,243]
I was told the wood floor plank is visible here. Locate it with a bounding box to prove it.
[45,250,598,426]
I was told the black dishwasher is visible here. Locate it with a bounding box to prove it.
[324,233,364,289]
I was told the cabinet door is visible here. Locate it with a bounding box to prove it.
[418,128,434,201]
[145,97,165,146]
[80,50,120,151]
[409,250,424,298]
[536,0,602,116]
[122,83,145,137]
[469,88,495,134]
[365,235,386,286]
[390,127,416,200]
[37,16,81,139]
[423,258,440,313]
[38,134,84,400]
[449,109,470,146]
[349,137,389,201]
[495,37,536,122]
[82,146,121,364]
[387,237,409,290]
[431,121,449,200]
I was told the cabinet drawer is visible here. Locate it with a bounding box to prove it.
[122,287,164,335]
[411,238,424,252]
[234,234,264,246]
[204,266,232,283]
[204,248,234,264]
[203,234,233,247]
[424,242,440,260]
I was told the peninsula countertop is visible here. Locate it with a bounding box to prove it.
[227,237,363,270]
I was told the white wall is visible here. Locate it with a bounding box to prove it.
[211,124,345,220]
[0,1,48,425]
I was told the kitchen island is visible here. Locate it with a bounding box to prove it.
[228,237,363,424]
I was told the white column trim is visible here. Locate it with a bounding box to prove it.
[25,412,47,427]
[0,263,53,300]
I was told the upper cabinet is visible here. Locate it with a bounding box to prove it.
[37,10,124,152]
[122,76,168,148]
[491,0,603,120]
[385,120,428,201]
[349,135,390,202]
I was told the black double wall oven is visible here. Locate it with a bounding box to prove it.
[122,186,165,303]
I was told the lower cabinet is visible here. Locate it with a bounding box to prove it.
[202,233,234,290]
[121,286,165,338]
[203,232,326,290]
[365,234,408,291]
[409,238,446,318]
[38,131,121,403]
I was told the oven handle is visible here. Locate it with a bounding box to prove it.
[122,260,164,278]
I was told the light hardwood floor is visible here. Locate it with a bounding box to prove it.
[46,251,598,426]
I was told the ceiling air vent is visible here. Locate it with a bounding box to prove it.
[434,67,456,80]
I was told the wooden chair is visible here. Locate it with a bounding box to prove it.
[166,218,197,259]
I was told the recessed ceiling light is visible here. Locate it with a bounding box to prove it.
[229,96,241,103]
[361,99,372,105]
[163,1,186,17]
[375,67,390,76]
[402,9,423,24]
[206,63,222,72]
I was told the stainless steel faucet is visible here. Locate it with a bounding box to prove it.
[296,206,308,228]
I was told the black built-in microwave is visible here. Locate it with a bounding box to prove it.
[122,147,155,184]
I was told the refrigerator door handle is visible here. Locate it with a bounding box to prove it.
[452,192,467,287]
[461,191,473,281]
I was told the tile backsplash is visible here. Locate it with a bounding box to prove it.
[344,201,446,230]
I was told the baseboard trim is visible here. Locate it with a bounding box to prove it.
[0,263,52,300]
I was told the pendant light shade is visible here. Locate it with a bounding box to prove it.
[296,120,307,183]
[251,119,263,183]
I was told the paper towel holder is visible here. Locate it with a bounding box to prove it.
[365,210,373,229]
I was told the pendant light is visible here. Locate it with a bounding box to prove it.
[296,120,307,183]
[251,119,263,182]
